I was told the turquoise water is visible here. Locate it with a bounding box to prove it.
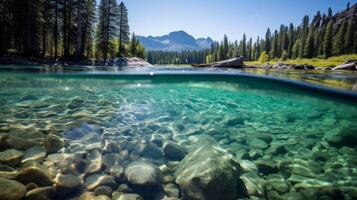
[0,70,356,200]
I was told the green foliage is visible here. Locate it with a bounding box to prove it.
[333,21,347,56]
[323,20,333,58]
[258,51,269,63]
[118,2,130,57]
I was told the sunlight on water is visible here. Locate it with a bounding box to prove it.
[0,72,356,200]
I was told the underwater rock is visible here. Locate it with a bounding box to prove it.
[45,134,64,154]
[163,141,186,161]
[22,145,46,163]
[85,174,117,190]
[117,184,132,193]
[25,186,56,200]
[3,129,44,149]
[113,193,143,200]
[124,161,162,187]
[0,177,27,200]
[174,135,239,200]
[136,143,164,160]
[238,172,265,198]
[248,138,269,150]
[0,149,23,166]
[164,183,180,198]
[150,134,164,147]
[254,160,278,175]
[106,165,124,181]
[86,149,102,174]
[94,186,112,197]
[265,174,289,193]
[102,153,124,169]
[324,127,357,148]
[55,173,82,197]
[257,134,273,144]
[16,162,53,186]
[0,164,18,179]
[226,117,245,126]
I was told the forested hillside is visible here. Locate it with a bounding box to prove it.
[0,0,145,60]
[148,3,357,65]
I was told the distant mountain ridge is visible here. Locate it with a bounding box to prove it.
[137,31,214,52]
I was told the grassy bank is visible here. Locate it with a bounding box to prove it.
[245,54,357,67]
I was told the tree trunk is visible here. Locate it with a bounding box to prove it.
[63,0,68,57]
[75,0,83,60]
[54,0,58,58]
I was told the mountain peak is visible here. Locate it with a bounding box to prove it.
[137,31,214,52]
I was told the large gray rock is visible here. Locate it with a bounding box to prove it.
[174,136,240,200]
[0,177,27,200]
[124,161,162,187]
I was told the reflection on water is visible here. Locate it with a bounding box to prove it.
[0,70,356,199]
[1,65,357,91]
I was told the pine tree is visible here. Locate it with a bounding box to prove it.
[344,20,354,54]
[96,0,118,60]
[292,39,301,59]
[332,21,346,56]
[265,28,271,53]
[270,30,279,59]
[303,26,315,58]
[118,2,130,57]
[323,20,333,58]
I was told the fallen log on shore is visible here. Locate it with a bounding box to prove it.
[192,57,244,68]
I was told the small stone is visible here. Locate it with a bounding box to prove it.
[124,161,162,187]
[163,175,174,183]
[116,184,132,193]
[22,145,46,163]
[16,162,53,186]
[163,141,186,161]
[102,153,123,168]
[150,134,164,147]
[0,164,17,179]
[265,174,289,193]
[238,172,265,197]
[94,186,112,197]
[164,183,180,198]
[136,143,163,160]
[249,138,269,150]
[257,134,273,143]
[255,160,278,175]
[44,134,64,154]
[86,149,102,174]
[106,165,124,180]
[0,149,23,166]
[226,117,244,126]
[55,173,81,197]
[114,193,143,200]
[0,177,26,200]
[25,186,56,200]
[85,174,117,190]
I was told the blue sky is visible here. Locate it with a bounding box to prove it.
[107,0,356,41]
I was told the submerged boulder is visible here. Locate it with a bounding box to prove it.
[324,127,357,148]
[124,161,162,187]
[163,141,186,161]
[0,177,27,200]
[174,135,240,200]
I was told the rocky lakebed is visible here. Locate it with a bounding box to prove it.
[0,74,356,200]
